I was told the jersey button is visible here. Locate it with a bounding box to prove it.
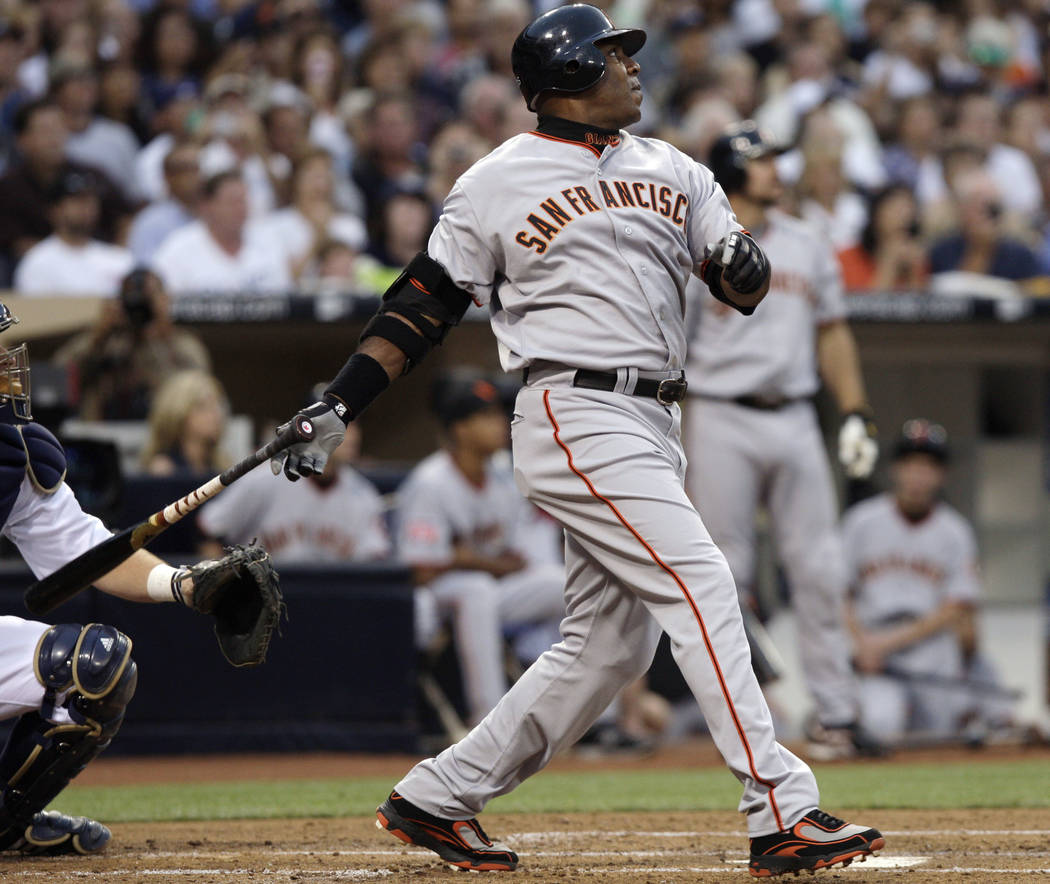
[625,225,633,235]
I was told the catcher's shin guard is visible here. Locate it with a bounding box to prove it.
[0,623,136,849]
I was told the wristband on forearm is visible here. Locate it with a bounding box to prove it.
[323,352,391,426]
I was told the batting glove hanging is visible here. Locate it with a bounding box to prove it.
[269,402,346,480]
[838,410,878,479]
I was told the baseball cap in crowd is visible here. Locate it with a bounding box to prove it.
[203,73,252,106]
[893,419,949,463]
[432,372,503,427]
[153,80,201,112]
[49,170,98,203]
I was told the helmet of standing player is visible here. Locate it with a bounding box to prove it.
[707,120,785,203]
[0,303,31,421]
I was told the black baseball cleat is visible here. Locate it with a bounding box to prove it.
[748,808,884,877]
[376,790,518,871]
[17,811,111,856]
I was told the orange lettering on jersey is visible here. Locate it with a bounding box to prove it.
[614,181,635,206]
[527,212,560,239]
[658,185,672,217]
[672,193,688,226]
[770,269,819,307]
[561,188,584,216]
[858,556,947,585]
[540,198,573,227]
[599,180,619,207]
[575,186,600,212]
[631,182,650,208]
[516,229,548,253]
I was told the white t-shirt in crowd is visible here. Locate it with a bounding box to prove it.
[151,219,292,296]
[14,235,134,296]
[253,208,367,275]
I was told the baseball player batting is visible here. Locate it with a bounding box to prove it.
[270,5,884,877]
[684,122,881,761]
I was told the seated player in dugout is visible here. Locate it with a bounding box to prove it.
[398,370,565,727]
[841,420,1013,745]
[0,302,273,856]
[271,4,884,877]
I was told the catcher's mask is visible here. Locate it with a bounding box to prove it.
[0,302,31,421]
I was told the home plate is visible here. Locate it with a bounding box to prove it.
[848,855,926,869]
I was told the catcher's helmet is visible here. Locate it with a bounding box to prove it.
[707,121,781,195]
[0,302,30,421]
[512,4,646,112]
[893,418,949,463]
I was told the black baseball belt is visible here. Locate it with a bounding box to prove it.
[523,367,689,405]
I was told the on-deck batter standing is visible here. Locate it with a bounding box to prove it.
[685,123,881,761]
[270,5,885,877]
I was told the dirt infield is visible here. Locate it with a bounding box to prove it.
[3,808,1049,882]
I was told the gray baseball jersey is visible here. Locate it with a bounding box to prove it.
[841,494,980,626]
[686,209,845,400]
[198,466,390,564]
[395,117,820,839]
[429,128,741,372]
[396,451,529,566]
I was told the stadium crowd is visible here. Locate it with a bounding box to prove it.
[0,0,1046,297]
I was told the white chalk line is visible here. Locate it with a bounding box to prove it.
[508,828,1050,840]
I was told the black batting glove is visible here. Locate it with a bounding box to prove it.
[705,231,770,295]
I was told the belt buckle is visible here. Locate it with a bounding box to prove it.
[657,377,686,405]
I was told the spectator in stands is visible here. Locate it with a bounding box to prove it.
[198,75,276,217]
[953,90,1043,221]
[882,96,944,205]
[397,370,565,726]
[425,119,490,212]
[98,62,150,145]
[50,56,143,202]
[839,185,928,292]
[351,93,425,228]
[133,82,201,204]
[151,170,291,296]
[298,237,386,296]
[841,420,984,744]
[0,99,131,278]
[127,139,201,263]
[260,80,313,206]
[256,148,367,282]
[928,169,1041,282]
[198,420,390,564]
[141,368,229,476]
[14,169,134,295]
[291,27,352,174]
[53,267,211,420]
[0,18,31,174]
[368,190,434,282]
[136,7,205,115]
[797,117,868,253]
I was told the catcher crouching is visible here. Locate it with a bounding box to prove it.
[0,301,282,855]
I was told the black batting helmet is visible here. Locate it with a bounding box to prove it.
[893,419,949,463]
[511,4,646,112]
[707,121,782,195]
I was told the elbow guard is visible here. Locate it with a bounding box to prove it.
[360,252,474,372]
[700,259,756,316]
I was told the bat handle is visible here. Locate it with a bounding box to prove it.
[220,414,316,486]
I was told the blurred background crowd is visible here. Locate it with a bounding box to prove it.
[0,0,1047,300]
[0,0,1045,753]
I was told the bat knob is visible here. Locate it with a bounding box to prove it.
[293,413,316,441]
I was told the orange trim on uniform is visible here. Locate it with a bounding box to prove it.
[529,131,603,159]
[541,389,784,831]
[409,277,430,294]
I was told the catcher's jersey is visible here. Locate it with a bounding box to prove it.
[3,480,111,579]
[427,116,743,372]
[396,451,531,566]
[841,493,980,628]
[686,209,845,399]
[197,465,390,564]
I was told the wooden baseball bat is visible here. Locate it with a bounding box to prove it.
[23,414,316,616]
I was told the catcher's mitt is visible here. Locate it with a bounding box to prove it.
[186,544,283,667]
